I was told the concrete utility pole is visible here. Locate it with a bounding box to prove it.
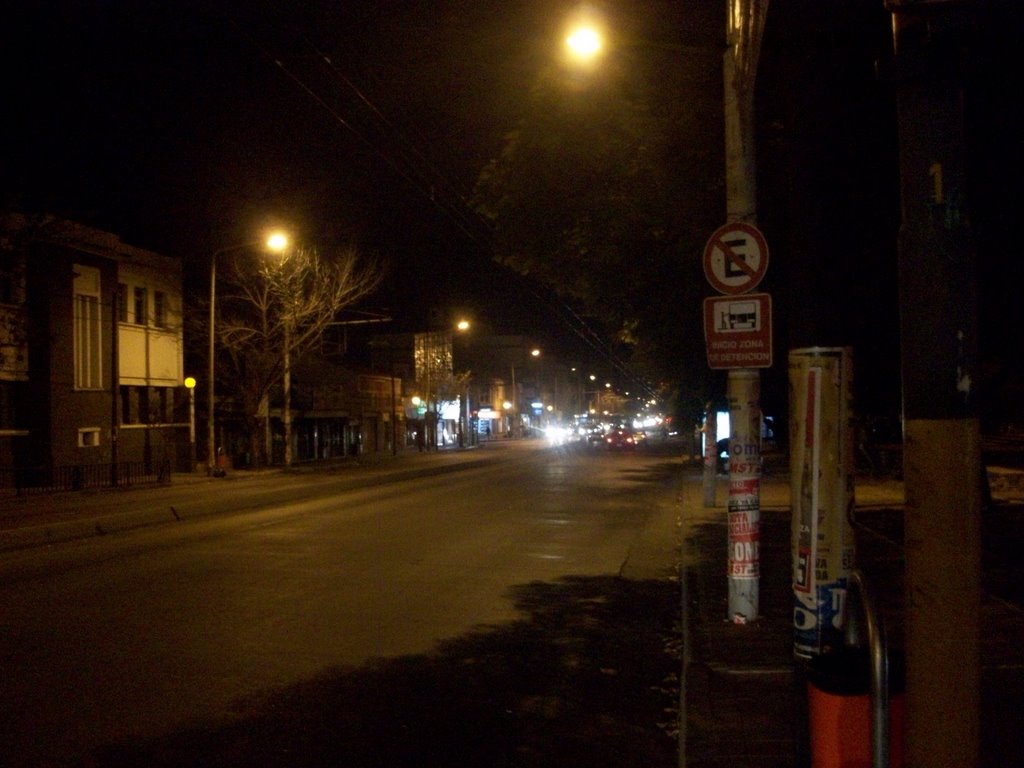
[887,2,981,764]
[722,0,769,623]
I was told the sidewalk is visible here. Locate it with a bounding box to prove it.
[680,462,1024,767]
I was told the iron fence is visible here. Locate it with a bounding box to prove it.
[0,460,171,497]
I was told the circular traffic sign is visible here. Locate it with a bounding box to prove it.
[703,222,769,295]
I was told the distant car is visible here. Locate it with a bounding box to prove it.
[604,428,638,450]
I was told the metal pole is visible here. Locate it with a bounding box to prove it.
[390,345,398,456]
[207,254,217,476]
[846,569,891,768]
[283,319,292,467]
[425,334,431,450]
[510,363,517,438]
[459,385,467,447]
[187,381,196,471]
[110,288,119,487]
[189,390,196,470]
[702,400,717,507]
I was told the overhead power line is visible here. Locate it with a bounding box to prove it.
[223,11,658,402]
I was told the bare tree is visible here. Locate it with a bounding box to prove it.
[216,246,381,466]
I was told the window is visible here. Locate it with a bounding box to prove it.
[153,290,167,328]
[120,385,139,424]
[78,428,101,448]
[0,253,24,305]
[133,286,147,325]
[120,386,172,424]
[117,283,128,322]
[155,387,170,422]
[73,265,102,390]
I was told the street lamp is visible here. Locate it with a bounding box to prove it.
[530,348,543,430]
[207,231,288,476]
[566,26,602,60]
[563,8,606,69]
[454,319,471,447]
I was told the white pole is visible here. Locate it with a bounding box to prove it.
[283,319,292,467]
[727,370,761,621]
[722,1,763,623]
[207,256,217,475]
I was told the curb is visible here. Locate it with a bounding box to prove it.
[0,452,497,553]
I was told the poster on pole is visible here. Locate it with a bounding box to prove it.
[789,347,856,659]
[727,370,762,623]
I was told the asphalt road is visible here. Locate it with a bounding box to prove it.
[0,440,683,767]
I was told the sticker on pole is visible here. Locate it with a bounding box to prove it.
[703,222,769,295]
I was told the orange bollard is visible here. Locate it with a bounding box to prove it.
[807,648,904,768]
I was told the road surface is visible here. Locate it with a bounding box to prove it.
[0,440,683,767]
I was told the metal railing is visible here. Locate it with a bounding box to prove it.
[844,568,891,768]
[0,460,171,497]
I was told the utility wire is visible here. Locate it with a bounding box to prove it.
[225,13,658,401]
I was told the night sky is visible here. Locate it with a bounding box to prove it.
[3,0,707,383]
[3,2,552,321]
[3,1,1020,422]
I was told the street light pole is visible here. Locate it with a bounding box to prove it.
[207,232,288,476]
[282,317,293,467]
[207,250,220,476]
[184,376,196,472]
[390,347,398,456]
[454,319,471,448]
[510,363,517,438]
[424,334,432,450]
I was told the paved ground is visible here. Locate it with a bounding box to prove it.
[0,442,682,768]
[4,444,1023,766]
[680,459,1024,768]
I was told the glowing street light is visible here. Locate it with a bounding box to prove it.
[563,3,606,68]
[566,25,603,60]
[207,230,288,476]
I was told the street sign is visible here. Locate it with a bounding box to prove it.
[703,222,769,295]
[704,293,773,369]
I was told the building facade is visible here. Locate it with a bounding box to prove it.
[262,360,404,465]
[0,215,186,487]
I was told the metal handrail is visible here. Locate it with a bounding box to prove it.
[844,568,890,768]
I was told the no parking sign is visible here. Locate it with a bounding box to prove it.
[703,222,769,295]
